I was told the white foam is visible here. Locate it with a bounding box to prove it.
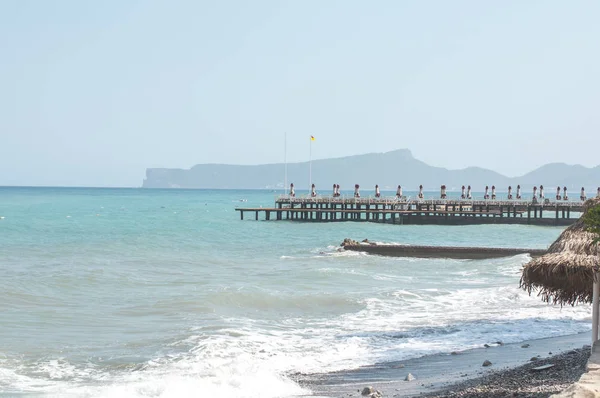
[0,343,310,398]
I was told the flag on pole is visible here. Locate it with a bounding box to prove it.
[310,135,315,141]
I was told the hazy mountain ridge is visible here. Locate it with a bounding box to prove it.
[142,149,600,191]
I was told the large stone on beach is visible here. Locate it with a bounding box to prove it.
[404,373,416,381]
[361,386,374,396]
[360,386,382,397]
[482,360,492,367]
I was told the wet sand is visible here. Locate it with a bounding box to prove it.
[295,332,590,398]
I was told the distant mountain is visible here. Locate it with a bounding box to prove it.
[142,149,600,192]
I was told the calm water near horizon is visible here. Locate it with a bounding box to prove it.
[0,187,591,397]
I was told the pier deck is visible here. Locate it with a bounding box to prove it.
[236,196,586,226]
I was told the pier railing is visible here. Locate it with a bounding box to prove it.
[275,194,586,209]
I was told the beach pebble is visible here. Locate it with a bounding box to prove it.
[404,373,416,381]
[521,344,530,348]
[482,360,492,367]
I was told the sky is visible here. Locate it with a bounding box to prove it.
[1,0,599,187]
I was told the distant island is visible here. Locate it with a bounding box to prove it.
[142,149,600,191]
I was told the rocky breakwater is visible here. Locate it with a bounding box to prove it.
[341,238,547,260]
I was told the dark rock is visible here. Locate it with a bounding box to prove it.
[484,344,490,348]
[482,360,492,367]
[530,357,539,361]
[361,386,374,396]
[450,351,459,355]
[495,341,504,346]
[342,238,360,247]
[521,344,530,348]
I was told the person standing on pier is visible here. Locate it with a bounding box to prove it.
[289,183,295,197]
[375,185,381,198]
[311,184,317,198]
[556,186,562,201]
[491,186,497,200]
[418,185,424,199]
[508,186,513,200]
[461,186,466,199]
[516,185,522,199]
[467,185,472,199]
[396,185,402,199]
[354,184,360,198]
[581,187,586,201]
[484,186,490,200]
[564,187,568,201]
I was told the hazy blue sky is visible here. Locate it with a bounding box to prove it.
[1,0,599,187]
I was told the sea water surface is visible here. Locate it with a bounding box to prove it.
[0,187,591,397]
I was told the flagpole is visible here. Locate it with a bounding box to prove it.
[309,137,312,194]
[284,132,287,195]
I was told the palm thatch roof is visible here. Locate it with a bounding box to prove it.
[520,198,600,305]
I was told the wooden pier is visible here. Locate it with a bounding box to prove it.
[236,197,586,226]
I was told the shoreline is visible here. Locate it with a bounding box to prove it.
[294,332,591,398]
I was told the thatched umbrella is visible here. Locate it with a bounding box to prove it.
[520,198,600,345]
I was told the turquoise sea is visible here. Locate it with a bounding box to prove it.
[0,187,591,397]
